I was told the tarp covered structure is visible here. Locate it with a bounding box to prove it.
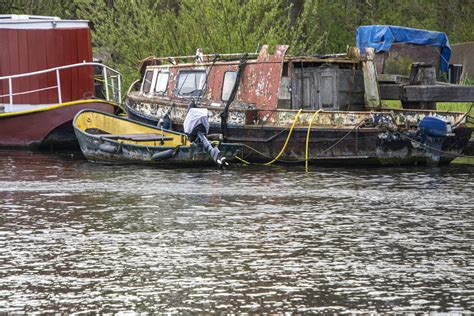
[356,25,451,72]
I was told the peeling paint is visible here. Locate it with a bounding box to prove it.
[126,46,472,165]
[127,93,467,129]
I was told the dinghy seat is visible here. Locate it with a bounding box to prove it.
[97,133,174,142]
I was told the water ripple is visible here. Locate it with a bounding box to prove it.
[0,150,473,313]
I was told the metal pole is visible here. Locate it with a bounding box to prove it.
[103,67,109,100]
[56,69,62,103]
[117,74,122,103]
[111,75,115,99]
[8,78,12,105]
[143,52,258,62]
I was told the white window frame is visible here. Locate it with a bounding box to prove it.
[154,70,170,95]
[221,71,238,102]
[175,69,207,98]
[140,69,158,96]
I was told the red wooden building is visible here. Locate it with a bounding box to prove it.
[0,15,94,104]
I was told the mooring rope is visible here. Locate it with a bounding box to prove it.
[305,110,322,173]
[263,109,303,166]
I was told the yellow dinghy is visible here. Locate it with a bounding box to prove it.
[73,110,242,166]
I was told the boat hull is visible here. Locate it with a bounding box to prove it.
[74,110,243,166]
[0,100,117,149]
[227,125,472,166]
[126,104,160,127]
[125,100,472,166]
[465,139,474,156]
[76,131,243,166]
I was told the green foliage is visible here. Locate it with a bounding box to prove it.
[287,0,326,54]
[382,100,474,119]
[382,100,402,109]
[72,0,304,90]
[0,0,78,17]
[436,102,474,116]
[2,0,474,90]
[175,0,289,53]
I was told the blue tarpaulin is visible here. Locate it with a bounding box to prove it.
[356,25,451,72]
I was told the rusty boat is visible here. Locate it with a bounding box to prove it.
[0,15,122,149]
[126,27,473,166]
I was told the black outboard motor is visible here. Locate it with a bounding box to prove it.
[183,108,227,167]
[158,111,172,130]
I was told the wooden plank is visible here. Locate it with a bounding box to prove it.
[98,133,174,142]
[36,30,48,103]
[403,85,474,102]
[18,30,30,104]
[362,48,381,108]
[0,30,10,103]
[76,28,93,99]
[379,84,403,100]
[378,73,410,84]
[59,29,72,102]
[53,29,65,102]
[27,30,40,104]
[69,29,79,100]
[45,29,56,103]
[85,29,94,97]
[317,68,337,109]
[7,30,19,104]
[380,84,474,102]
[292,68,317,109]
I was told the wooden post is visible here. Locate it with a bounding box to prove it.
[362,48,381,109]
[402,62,436,110]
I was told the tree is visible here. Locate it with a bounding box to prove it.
[2,0,473,88]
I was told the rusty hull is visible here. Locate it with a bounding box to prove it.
[126,96,471,165]
[127,93,467,128]
[126,45,472,166]
[225,125,471,165]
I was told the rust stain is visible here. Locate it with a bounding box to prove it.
[208,64,238,102]
[140,45,288,114]
[128,93,468,130]
[240,45,288,121]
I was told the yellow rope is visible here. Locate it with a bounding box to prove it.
[263,109,303,166]
[233,109,308,166]
[234,155,251,165]
[305,109,322,172]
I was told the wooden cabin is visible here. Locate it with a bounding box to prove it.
[0,15,121,149]
[0,14,94,105]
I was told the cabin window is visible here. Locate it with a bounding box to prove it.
[221,71,237,101]
[155,71,169,94]
[176,70,206,97]
[141,70,154,95]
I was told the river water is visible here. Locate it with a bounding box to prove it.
[0,150,473,313]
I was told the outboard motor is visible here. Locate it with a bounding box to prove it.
[158,111,172,130]
[418,116,452,163]
[183,108,227,167]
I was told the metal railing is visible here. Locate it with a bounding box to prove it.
[0,62,122,105]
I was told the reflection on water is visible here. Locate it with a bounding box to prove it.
[0,150,473,313]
